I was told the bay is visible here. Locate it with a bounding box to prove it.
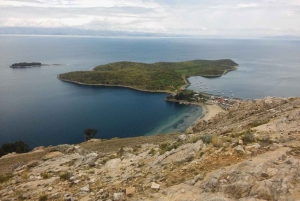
[0,36,300,148]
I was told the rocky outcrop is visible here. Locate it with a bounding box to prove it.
[0,97,300,201]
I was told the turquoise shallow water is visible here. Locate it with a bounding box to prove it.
[0,36,300,148]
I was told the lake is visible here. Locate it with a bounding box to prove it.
[0,36,299,148]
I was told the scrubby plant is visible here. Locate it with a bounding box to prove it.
[40,172,50,179]
[0,173,13,183]
[38,194,48,201]
[117,146,124,157]
[242,133,255,144]
[159,141,181,155]
[211,136,223,147]
[21,171,29,180]
[58,171,72,181]
[187,136,200,143]
[149,148,156,156]
[248,119,269,128]
[200,134,212,144]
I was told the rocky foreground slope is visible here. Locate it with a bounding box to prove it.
[0,97,300,201]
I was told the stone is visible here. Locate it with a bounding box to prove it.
[238,140,243,145]
[50,192,61,199]
[126,186,135,196]
[41,151,64,160]
[151,182,160,190]
[235,145,245,154]
[80,184,90,192]
[113,192,124,201]
[177,134,187,141]
[48,187,53,191]
[70,176,76,181]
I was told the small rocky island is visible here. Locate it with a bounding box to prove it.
[10,62,42,68]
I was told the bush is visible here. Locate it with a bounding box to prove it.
[159,142,181,155]
[149,148,156,155]
[59,171,72,181]
[211,136,223,147]
[0,141,30,157]
[200,134,212,144]
[38,194,48,201]
[40,172,49,179]
[0,173,13,183]
[242,133,255,144]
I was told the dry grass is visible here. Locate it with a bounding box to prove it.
[79,133,180,153]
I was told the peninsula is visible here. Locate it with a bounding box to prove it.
[58,59,238,93]
[10,62,42,68]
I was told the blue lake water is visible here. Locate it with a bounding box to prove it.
[0,36,300,148]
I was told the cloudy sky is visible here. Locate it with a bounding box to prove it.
[0,0,299,37]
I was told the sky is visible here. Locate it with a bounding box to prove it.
[0,0,300,37]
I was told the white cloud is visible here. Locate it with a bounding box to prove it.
[0,0,300,37]
[235,3,259,8]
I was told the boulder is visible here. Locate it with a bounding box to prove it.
[113,192,124,201]
[126,187,135,196]
[235,145,245,154]
[151,182,160,190]
[80,184,90,192]
[177,134,187,141]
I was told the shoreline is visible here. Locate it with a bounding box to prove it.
[57,76,177,95]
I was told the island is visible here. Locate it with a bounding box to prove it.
[10,62,42,68]
[58,59,238,93]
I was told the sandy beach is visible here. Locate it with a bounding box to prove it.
[200,103,225,121]
[184,103,225,133]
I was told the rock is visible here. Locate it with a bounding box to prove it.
[235,145,245,154]
[113,192,124,201]
[151,182,160,190]
[80,184,90,192]
[26,160,39,168]
[88,161,95,167]
[238,140,243,145]
[41,151,64,160]
[48,187,53,191]
[177,134,187,141]
[247,143,261,150]
[70,176,76,182]
[50,192,61,199]
[126,187,135,196]
[84,152,98,165]
[151,140,203,165]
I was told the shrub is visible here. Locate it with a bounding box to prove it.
[211,136,223,147]
[149,148,156,156]
[21,171,29,180]
[38,194,48,201]
[0,141,30,157]
[117,146,124,157]
[0,173,13,183]
[40,172,49,179]
[248,119,269,128]
[159,142,181,155]
[200,134,212,144]
[242,133,255,144]
[59,171,72,181]
[187,136,200,144]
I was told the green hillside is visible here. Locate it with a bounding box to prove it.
[58,59,238,92]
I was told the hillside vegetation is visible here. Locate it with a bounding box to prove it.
[58,59,237,92]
